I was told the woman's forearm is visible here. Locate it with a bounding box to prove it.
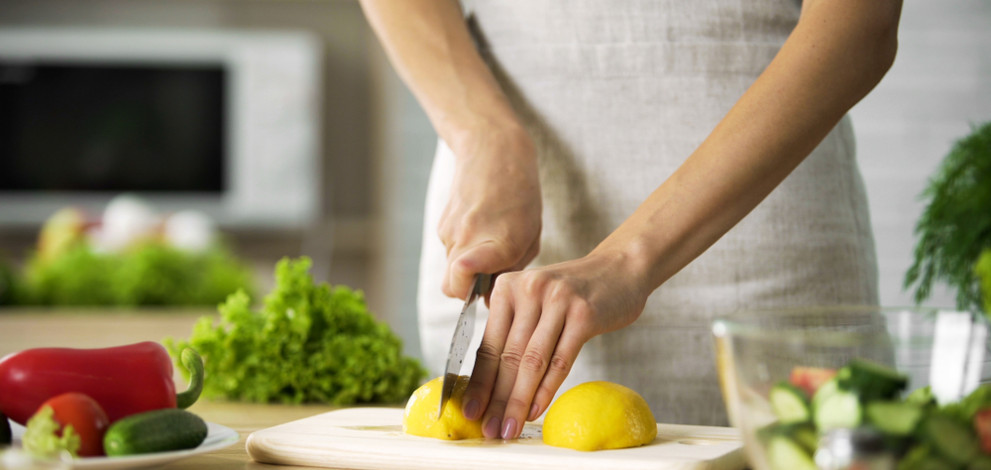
[596,0,902,291]
[358,0,527,153]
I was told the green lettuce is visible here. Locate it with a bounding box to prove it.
[22,406,80,459]
[166,257,426,405]
[14,243,254,307]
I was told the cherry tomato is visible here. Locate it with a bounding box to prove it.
[42,392,110,457]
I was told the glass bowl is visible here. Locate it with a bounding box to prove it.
[712,306,991,470]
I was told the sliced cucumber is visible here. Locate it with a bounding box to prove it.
[812,376,840,412]
[815,389,861,432]
[837,358,908,402]
[103,408,208,456]
[766,434,817,470]
[770,382,811,424]
[866,401,924,436]
[922,413,979,466]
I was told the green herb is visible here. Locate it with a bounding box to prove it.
[905,121,991,314]
[166,257,426,405]
[978,249,991,316]
[14,243,254,307]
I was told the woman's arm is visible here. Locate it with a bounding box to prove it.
[463,0,902,439]
[359,0,542,299]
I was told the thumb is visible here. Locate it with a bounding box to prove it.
[442,241,510,299]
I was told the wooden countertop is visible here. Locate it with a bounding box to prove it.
[0,309,346,469]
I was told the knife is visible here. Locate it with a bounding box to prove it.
[438,273,493,418]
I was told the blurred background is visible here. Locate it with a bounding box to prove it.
[0,0,988,363]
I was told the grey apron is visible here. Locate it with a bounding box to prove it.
[417,0,878,426]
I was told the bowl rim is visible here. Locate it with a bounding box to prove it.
[709,304,978,341]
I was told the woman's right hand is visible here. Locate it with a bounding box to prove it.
[358,0,542,298]
[439,126,542,300]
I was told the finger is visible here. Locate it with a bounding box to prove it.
[462,277,514,422]
[528,316,586,421]
[481,292,542,439]
[442,240,514,299]
[499,300,566,438]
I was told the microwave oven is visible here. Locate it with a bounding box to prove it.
[0,27,322,228]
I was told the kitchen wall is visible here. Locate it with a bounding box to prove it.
[0,0,380,301]
[1,0,989,363]
[851,0,991,309]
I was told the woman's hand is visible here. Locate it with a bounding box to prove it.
[460,247,653,439]
[439,127,542,299]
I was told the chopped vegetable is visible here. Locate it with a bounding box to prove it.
[865,401,924,436]
[36,393,109,457]
[770,382,811,424]
[167,257,426,405]
[769,364,991,468]
[766,434,817,470]
[789,366,837,398]
[814,390,862,432]
[0,342,203,424]
[905,120,991,315]
[837,358,908,402]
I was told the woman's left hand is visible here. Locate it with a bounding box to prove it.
[459,248,654,439]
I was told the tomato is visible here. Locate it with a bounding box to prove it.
[789,366,837,398]
[42,393,110,457]
[975,408,991,454]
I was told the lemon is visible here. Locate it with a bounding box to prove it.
[542,381,657,451]
[402,375,483,440]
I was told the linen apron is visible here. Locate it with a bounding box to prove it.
[416,0,879,426]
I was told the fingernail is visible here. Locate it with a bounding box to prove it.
[528,403,540,421]
[484,416,501,439]
[463,399,480,420]
[501,418,518,440]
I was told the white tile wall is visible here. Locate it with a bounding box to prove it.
[851,0,991,309]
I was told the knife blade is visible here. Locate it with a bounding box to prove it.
[438,273,493,418]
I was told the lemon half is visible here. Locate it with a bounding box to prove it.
[542,381,657,451]
[402,375,484,440]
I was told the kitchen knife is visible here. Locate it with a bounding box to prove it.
[439,273,493,418]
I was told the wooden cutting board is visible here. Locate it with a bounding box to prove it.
[246,408,747,470]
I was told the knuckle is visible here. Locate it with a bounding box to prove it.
[475,342,502,363]
[500,348,524,369]
[547,353,573,376]
[519,350,548,373]
[506,395,531,413]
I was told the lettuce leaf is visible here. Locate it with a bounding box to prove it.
[14,243,254,307]
[166,257,426,405]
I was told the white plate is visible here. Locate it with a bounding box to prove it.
[5,421,239,469]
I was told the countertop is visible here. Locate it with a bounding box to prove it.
[0,308,344,469]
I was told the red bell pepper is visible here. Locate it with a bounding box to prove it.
[0,342,202,425]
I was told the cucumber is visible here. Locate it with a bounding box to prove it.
[770,382,811,424]
[866,401,924,436]
[815,389,862,432]
[765,434,817,470]
[837,358,908,402]
[0,412,9,445]
[922,413,979,466]
[812,376,840,412]
[103,409,208,456]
